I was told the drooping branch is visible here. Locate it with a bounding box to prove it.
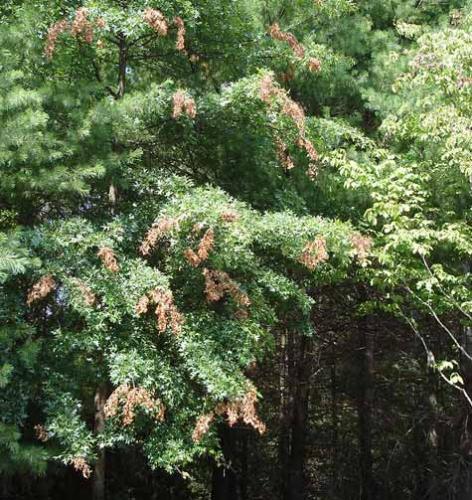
[403,313,472,409]
[405,285,472,363]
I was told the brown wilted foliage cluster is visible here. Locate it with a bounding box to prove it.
[192,385,266,443]
[143,10,188,54]
[259,74,319,176]
[140,217,179,256]
[259,73,277,102]
[220,210,240,223]
[275,136,295,171]
[135,295,150,316]
[27,275,56,306]
[282,99,306,133]
[308,57,321,72]
[260,75,303,126]
[71,7,94,44]
[136,287,183,335]
[184,228,215,267]
[143,8,168,36]
[299,236,329,270]
[184,248,201,267]
[297,136,318,162]
[172,90,197,119]
[269,22,305,58]
[174,16,186,52]
[34,424,49,442]
[70,457,92,479]
[44,19,69,58]
[95,17,106,29]
[151,288,183,334]
[197,228,214,261]
[44,9,106,58]
[97,247,119,273]
[73,279,96,306]
[222,385,266,434]
[269,23,321,73]
[104,384,165,426]
[203,268,251,319]
[350,233,373,263]
[192,412,215,443]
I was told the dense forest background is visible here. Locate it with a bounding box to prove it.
[0,0,471,499]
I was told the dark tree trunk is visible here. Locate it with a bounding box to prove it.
[240,432,248,500]
[458,262,472,499]
[93,383,107,500]
[279,329,312,500]
[426,358,440,500]
[117,33,127,100]
[211,426,239,500]
[357,314,375,500]
[459,325,472,500]
[279,329,291,500]
[286,335,311,500]
[330,349,339,495]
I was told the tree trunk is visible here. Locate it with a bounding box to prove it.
[93,383,107,500]
[459,325,472,500]
[240,431,248,500]
[426,357,440,500]
[117,33,127,100]
[279,329,291,499]
[279,329,312,500]
[357,315,375,500]
[211,426,239,500]
[286,335,311,500]
[330,349,338,495]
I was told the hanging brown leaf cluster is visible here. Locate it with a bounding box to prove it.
[44,20,69,58]
[174,16,186,52]
[350,233,373,263]
[203,268,251,319]
[26,275,56,306]
[172,90,197,119]
[192,412,214,443]
[34,424,49,443]
[275,136,295,171]
[308,57,321,72]
[136,287,184,335]
[104,384,165,426]
[269,23,321,73]
[184,227,215,267]
[192,385,266,443]
[71,7,94,43]
[219,210,240,223]
[143,9,187,52]
[70,457,92,479]
[97,247,119,273]
[299,236,329,270]
[269,22,305,58]
[140,217,180,256]
[259,74,319,176]
[44,8,106,58]
[143,8,168,36]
